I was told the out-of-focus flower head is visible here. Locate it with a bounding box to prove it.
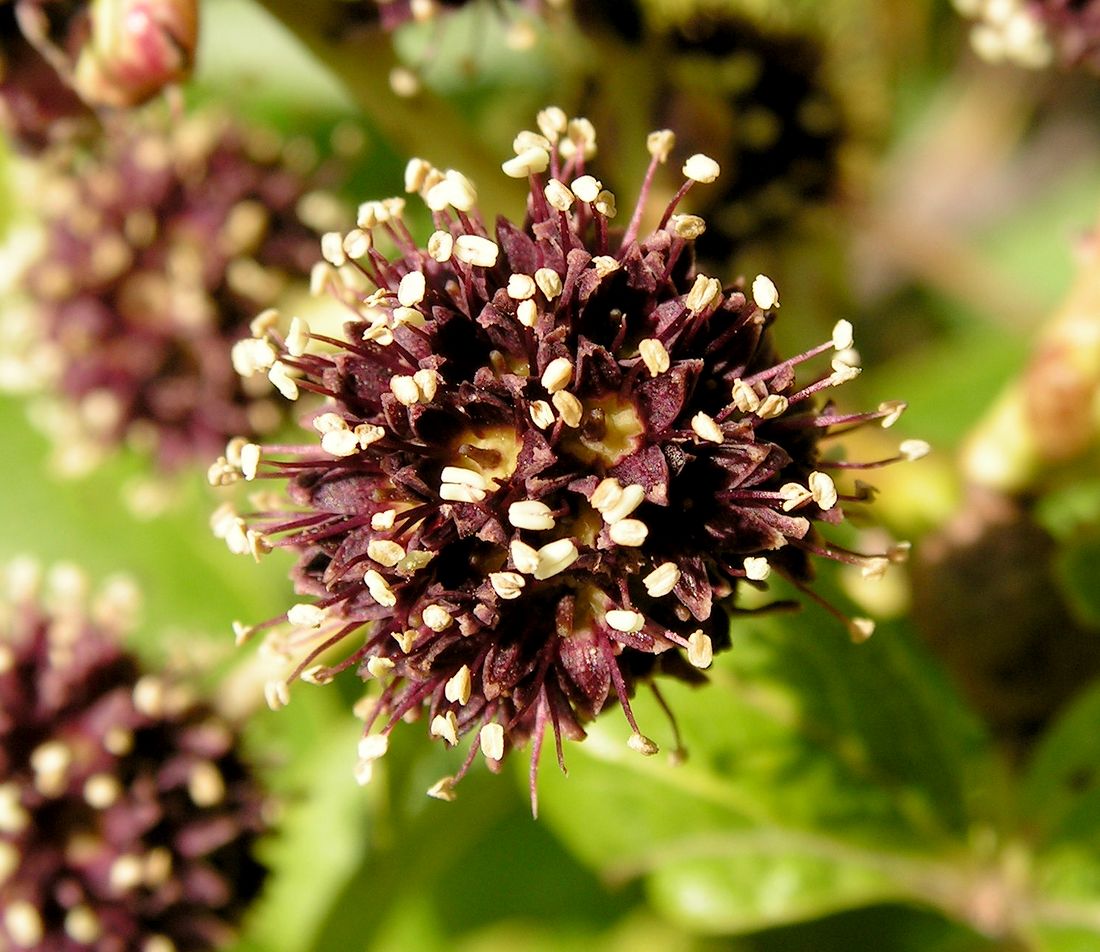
[574,0,851,256]
[13,110,348,476]
[0,559,267,950]
[952,0,1082,70]
[213,108,915,810]
[661,9,848,255]
[0,0,197,150]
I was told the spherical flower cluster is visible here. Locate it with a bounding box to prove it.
[213,108,915,809]
[17,111,343,474]
[0,560,266,951]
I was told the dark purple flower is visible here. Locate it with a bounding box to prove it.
[577,2,847,255]
[19,111,344,475]
[214,109,914,810]
[0,560,266,951]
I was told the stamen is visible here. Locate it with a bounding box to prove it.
[508,500,556,531]
[529,400,555,428]
[687,631,713,668]
[639,338,670,377]
[489,571,525,600]
[832,320,854,350]
[752,274,780,310]
[900,439,931,461]
[363,570,397,607]
[445,665,473,705]
[606,609,645,633]
[517,300,538,327]
[366,657,395,678]
[552,391,583,427]
[691,412,724,444]
[609,519,648,547]
[600,484,645,524]
[507,274,536,300]
[397,271,427,307]
[502,148,550,178]
[535,267,563,300]
[541,356,573,393]
[427,230,453,262]
[779,483,813,511]
[682,154,720,183]
[743,557,771,581]
[533,539,579,579]
[480,722,506,761]
[510,540,540,574]
[545,179,575,211]
[808,472,838,510]
[287,603,325,628]
[427,775,457,801]
[669,214,706,239]
[643,562,681,597]
[453,235,500,268]
[756,394,789,419]
[431,712,459,746]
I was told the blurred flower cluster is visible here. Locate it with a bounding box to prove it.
[0,560,266,950]
[13,110,342,475]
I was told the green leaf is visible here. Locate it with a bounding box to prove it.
[739,903,1004,952]
[1012,679,1100,950]
[1022,681,1100,851]
[1054,533,1100,629]
[0,395,289,658]
[195,0,353,113]
[536,600,999,935]
[230,701,371,952]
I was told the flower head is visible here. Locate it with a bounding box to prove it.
[0,559,266,950]
[217,109,911,810]
[953,0,1055,69]
[16,111,345,475]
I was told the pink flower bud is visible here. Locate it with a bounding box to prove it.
[73,0,198,107]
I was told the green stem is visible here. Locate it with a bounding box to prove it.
[257,0,525,218]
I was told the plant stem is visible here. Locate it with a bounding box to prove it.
[257,0,525,218]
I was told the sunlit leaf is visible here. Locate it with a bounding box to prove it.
[537,600,999,934]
